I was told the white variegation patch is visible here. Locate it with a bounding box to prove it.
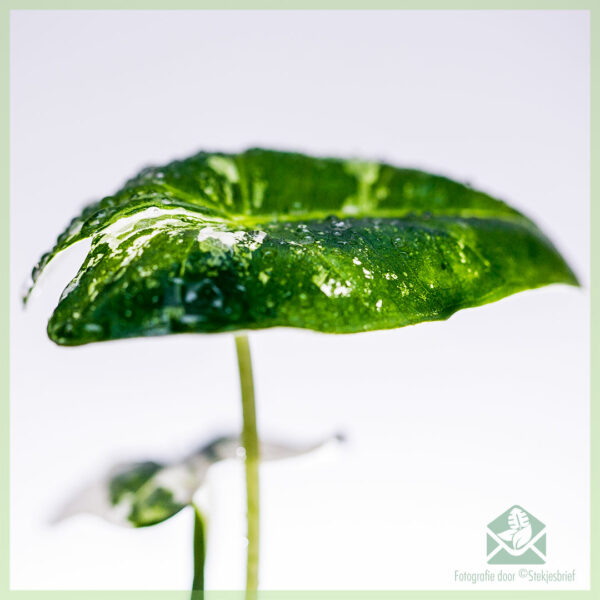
[197,226,267,251]
[96,206,221,251]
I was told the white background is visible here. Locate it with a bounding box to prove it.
[10,10,589,590]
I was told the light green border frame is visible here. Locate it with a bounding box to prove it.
[2,3,594,599]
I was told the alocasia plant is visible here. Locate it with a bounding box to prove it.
[27,148,578,593]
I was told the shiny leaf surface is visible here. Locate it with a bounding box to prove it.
[29,149,578,345]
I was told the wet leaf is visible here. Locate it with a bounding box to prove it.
[53,433,340,528]
[28,149,578,345]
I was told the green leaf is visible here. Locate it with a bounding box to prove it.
[28,148,578,346]
[53,434,340,528]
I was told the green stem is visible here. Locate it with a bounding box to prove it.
[191,503,206,598]
[235,334,260,596]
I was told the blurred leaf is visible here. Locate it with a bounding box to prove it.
[54,433,341,528]
[27,148,578,345]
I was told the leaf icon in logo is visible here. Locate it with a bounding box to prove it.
[513,524,533,549]
[508,507,530,530]
[498,507,533,550]
[498,506,533,550]
[497,529,517,542]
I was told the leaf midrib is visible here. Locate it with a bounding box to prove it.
[89,200,531,235]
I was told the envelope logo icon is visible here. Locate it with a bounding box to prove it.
[486,505,546,564]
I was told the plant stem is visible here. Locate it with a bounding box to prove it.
[235,334,260,596]
[191,503,206,598]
